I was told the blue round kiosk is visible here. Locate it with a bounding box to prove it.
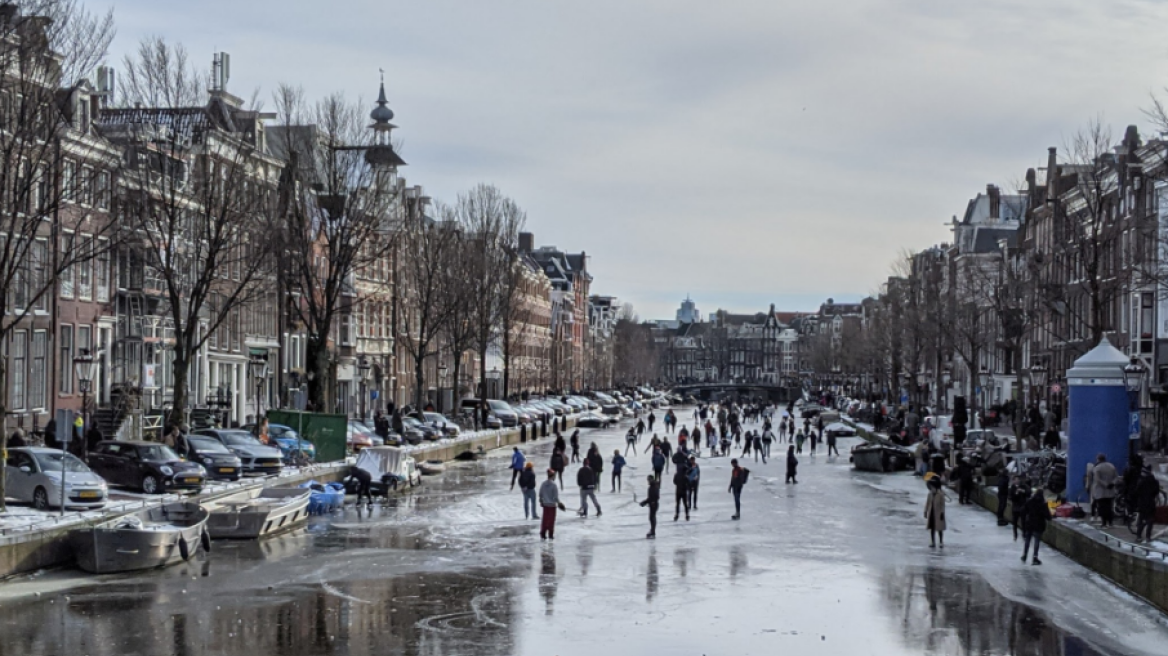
[1065,340,1131,503]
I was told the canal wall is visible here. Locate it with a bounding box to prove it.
[0,416,577,579]
[846,420,1168,616]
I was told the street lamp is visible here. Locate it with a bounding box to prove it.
[438,362,449,412]
[248,353,269,426]
[357,357,372,420]
[72,348,99,467]
[977,366,991,430]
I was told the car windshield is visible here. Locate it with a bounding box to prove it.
[220,432,262,447]
[423,413,447,423]
[189,437,231,454]
[32,451,91,473]
[402,418,422,427]
[488,400,510,411]
[349,423,372,434]
[138,445,180,461]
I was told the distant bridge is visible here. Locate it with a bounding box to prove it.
[670,382,802,403]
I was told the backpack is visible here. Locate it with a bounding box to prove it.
[740,468,751,485]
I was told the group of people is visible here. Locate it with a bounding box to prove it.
[512,401,831,539]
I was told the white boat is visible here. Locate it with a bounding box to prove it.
[204,487,312,539]
[418,460,445,476]
[70,502,210,574]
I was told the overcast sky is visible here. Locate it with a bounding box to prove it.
[94,0,1168,320]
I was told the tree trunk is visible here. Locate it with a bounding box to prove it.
[168,353,189,430]
[414,354,425,412]
[451,354,463,413]
[0,358,7,511]
[502,337,511,399]
[478,345,488,426]
[306,338,329,412]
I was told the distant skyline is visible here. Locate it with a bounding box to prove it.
[94,0,1168,319]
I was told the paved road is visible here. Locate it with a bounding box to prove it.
[1,413,1166,656]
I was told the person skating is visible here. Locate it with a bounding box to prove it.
[686,455,701,510]
[643,433,661,455]
[640,475,660,538]
[588,443,604,487]
[519,462,539,520]
[809,427,818,457]
[728,459,748,520]
[648,411,657,432]
[576,461,602,517]
[795,430,805,454]
[550,448,567,488]
[762,428,774,459]
[925,477,946,548]
[570,432,581,463]
[785,445,798,484]
[673,463,691,522]
[826,428,839,456]
[1021,488,1050,564]
[741,430,753,458]
[554,432,566,454]
[691,426,702,457]
[1134,465,1162,542]
[510,447,526,491]
[539,469,566,539]
[636,418,646,440]
[625,428,638,456]
[651,446,666,480]
[661,438,673,474]
[611,450,627,492]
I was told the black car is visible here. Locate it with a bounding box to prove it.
[185,435,244,481]
[89,440,206,494]
[194,429,284,475]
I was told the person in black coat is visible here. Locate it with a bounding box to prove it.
[672,464,690,522]
[785,445,798,484]
[1009,478,1030,541]
[954,457,975,505]
[587,444,604,483]
[639,475,660,538]
[518,463,539,520]
[996,471,1011,526]
[576,461,601,517]
[347,465,373,505]
[550,449,566,488]
[570,432,581,463]
[1134,466,1162,542]
[1021,489,1051,565]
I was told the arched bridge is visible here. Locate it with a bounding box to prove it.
[670,382,802,403]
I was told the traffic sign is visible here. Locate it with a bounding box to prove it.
[1129,411,1141,440]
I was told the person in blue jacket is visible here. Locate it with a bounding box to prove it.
[651,446,666,481]
[611,450,627,492]
[510,447,526,490]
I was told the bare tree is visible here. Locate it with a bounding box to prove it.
[109,38,279,428]
[270,86,401,411]
[118,36,204,108]
[0,1,117,509]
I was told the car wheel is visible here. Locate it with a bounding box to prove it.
[142,474,161,494]
[33,486,51,510]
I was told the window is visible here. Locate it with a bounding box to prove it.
[95,242,110,303]
[78,325,92,364]
[11,331,26,410]
[77,236,92,300]
[80,166,94,206]
[59,325,73,394]
[62,160,76,202]
[30,331,46,410]
[31,239,47,311]
[59,234,74,298]
[96,171,111,210]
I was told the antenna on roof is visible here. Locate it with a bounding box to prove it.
[96,65,115,107]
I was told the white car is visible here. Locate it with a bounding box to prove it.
[5,447,108,510]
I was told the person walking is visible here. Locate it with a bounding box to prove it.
[996,471,1011,526]
[651,446,666,481]
[762,428,774,459]
[686,455,701,510]
[640,475,660,539]
[809,427,818,457]
[661,438,673,474]
[519,462,539,520]
[1134,465,1162,542]
[636,418,646,439]
[539,469,564,539]
[785,445,798,484]
[550,449,566,488]
[576,461,602,517]
[588,443,604,486]
[570,432,581,463]
[925,477,946,548]
[826,428,839,457]
[648,411,657,432]
[728,459,748,520]
[625,428,638,456]
[611,450,626,492]
[740,430,753,458]
[510,447,526,491]
[1021,488,1050,565]
[954,456,975,505]
[1090,453,1118,527]
[795,430,805,455]
[1009,477,1029,541]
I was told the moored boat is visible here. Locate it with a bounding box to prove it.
[418,460,445,476]
[851,443,914,473]
[70,501,210,574]
[205,487,312,539]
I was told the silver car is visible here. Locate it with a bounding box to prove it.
[5,447,108,510]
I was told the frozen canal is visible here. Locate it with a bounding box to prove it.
[2,413,1167,655]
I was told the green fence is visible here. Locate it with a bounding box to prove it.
[267,410,348,463]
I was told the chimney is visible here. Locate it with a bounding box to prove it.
[987,184,1000,219]
[518,232,534,253]
[1046,147,1058,201]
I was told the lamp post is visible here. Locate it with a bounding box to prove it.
[1030,362,1048,411]
[247,353,269,426]
[357,357,372,421]
[977,366,991,431]
[1123,356,1147,455]
[72,348,98,467]
[438,362,449,413]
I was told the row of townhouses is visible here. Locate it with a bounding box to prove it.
[0,7,618,441]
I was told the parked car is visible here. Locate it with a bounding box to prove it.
[576,412,617,428]
[460,399,505,428]
[824,423,857,439]
[402,417,442,441]
[89,441,206,494]
[5,447,108,510]
[185,436,244,481]
[421,412,460,437]
[486,400,519,427]
[243,423,317,462]
[194,429,284,475]
[347,422,376,450]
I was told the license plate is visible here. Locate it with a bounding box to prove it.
[78,491,99,499]
[218,467,234,473]
[182,477,200,484]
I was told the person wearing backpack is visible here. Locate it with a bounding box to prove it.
[728,458,749,520]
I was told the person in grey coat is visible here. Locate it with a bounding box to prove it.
[1090,453,1119,527]
[539,469,563,539]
